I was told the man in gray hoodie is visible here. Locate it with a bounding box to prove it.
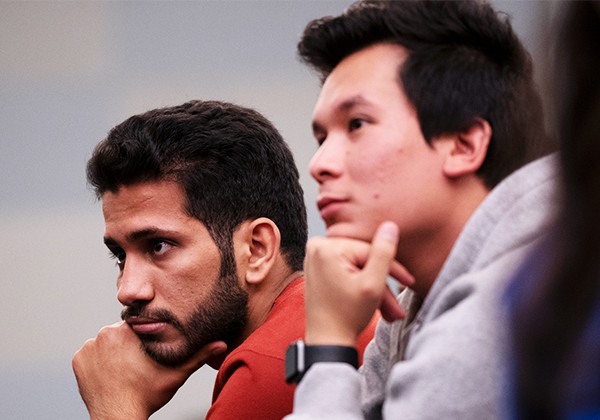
[284,1,556,418]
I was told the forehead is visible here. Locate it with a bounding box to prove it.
[102,180,185,212]
[313,43,409,119]
[101,181,196,236]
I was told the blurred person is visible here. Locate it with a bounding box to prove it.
[72,100,376,419]
[507,1,600,418]
[283,1,557,419]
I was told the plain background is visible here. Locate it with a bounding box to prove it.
[0,1,558,418]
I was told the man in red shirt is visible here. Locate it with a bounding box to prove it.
[72,100,376,419]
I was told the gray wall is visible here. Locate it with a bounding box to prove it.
[0,1,557,418]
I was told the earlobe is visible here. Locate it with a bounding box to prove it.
[443,118,491,178]
[245,218,281,285]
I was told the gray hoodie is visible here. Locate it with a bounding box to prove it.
[287,154,558,420]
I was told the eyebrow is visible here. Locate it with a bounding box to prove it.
[312,94,373,135]
[103,227,171,247]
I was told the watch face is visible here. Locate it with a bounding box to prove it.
[285,343,299,383]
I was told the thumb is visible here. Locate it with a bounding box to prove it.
[364,221,399,281]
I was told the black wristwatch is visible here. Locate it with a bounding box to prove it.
[285,340,359,384]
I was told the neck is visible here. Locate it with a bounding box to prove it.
[404,177,489,299]
[206,266,302,370]
[241,267,303,343]
[398,224,461,299]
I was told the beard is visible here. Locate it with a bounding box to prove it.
[121,249,248,367]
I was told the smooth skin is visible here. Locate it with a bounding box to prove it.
[305,43,490,347]
[304,221,412,347]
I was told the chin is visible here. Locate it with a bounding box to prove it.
[141,339,192,367]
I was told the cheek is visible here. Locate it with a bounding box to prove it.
[163,255,222,310]
[352,150,401,201]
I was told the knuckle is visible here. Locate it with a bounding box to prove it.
[71,353,80,368]
[97,325,111,338]
[306,237,328,256]
[358,284,381,301]
[355,274,385,300]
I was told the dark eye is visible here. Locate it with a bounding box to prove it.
[349,118,364,131]
[313,127,327,146]
[108,249,126,268]
[152,241,172,256]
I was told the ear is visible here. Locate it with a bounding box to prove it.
[441,118,491,178]
[243,217,281,285]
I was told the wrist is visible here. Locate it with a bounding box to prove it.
[285,340,358,384]
[89,409,148,420]
[305,326,358,347]
[87,398,150,420]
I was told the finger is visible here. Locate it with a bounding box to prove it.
[363,221,400,283]
[180,341,227,372]
[98,321,137,344]
[389,260,415,287]
[379,285,406,322]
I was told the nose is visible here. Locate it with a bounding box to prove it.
[116,258,154,307]
[309,137,344,184]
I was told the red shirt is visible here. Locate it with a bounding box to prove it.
[206,277,378,419]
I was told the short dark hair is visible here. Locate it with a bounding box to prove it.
[298,0,551,188]
[87,100,307,271]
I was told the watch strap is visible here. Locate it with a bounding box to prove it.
[285,340,358,384]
